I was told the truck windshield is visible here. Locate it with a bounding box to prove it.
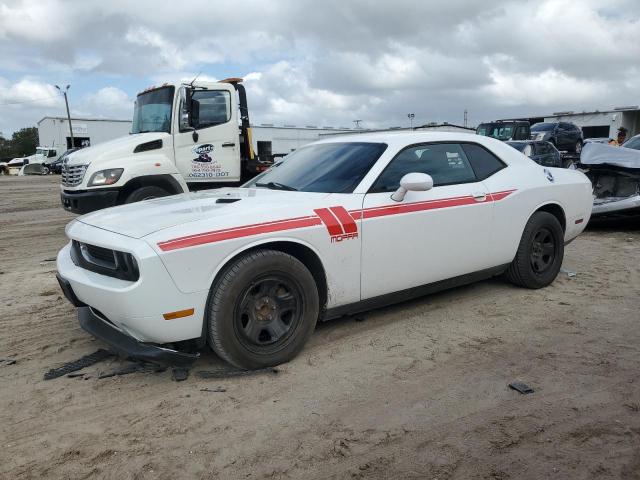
[132,86,174,134]
[35,148,47,156]
[476,123,514,140]
[243,142,387,193]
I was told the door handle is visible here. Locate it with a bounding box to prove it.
[472,192,487,202]
[222,142,236,148]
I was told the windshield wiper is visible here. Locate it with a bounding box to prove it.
[255,182,298,191]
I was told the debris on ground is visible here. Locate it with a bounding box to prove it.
[200,387,227,393]
[560,268,577,277]
[44,349,114,380]
[172,367,190,382]
[197,367,279,379]
[508,381,535,394]
[1,357,17,366]
[98,362,166,379]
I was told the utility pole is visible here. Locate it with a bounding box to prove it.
[353,120,362,129]
[55,84,73,148]
[407,113,415,129]
[464,109,468,128]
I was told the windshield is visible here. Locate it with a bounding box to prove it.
[35,148,47,156]
[243,142,387,193]
[132,86,174,134]
[531,123,555,131]
[476,123,514,140]
[623,136,640,150]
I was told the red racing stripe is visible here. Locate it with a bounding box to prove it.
[314,208,344,236]
[329,206,358,234]
[157,190,517,251]
[158,216,322,251]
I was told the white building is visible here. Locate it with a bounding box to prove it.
[544,107,640,140]
[37,116,132,152]
[497,106,640,140]
[250,124,353,156]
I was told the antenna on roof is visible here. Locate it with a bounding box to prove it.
[188,72,202,87]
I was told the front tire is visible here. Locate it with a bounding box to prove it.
[124,186,169,204]
[505,211,564,289]
[207,250,319,369]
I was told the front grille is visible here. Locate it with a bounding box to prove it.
[61,163,88,186]
[71,240,139,281]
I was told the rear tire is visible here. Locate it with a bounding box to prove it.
[505,211,564,289]
[207,249,319,369]
[124,186,169,204]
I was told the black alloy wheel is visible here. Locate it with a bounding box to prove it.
[530,227,555,274]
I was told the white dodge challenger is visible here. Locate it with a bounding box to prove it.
[56,132,593,369]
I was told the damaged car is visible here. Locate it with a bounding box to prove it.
[56,132,593,369]
[578,142,640,217]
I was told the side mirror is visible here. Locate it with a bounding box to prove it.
[391,172,433,202]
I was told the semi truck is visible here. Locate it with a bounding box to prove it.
[60,78,280,214]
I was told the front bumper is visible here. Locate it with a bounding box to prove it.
[78,306,198,367]
[61,188,119,214]
[56,268,199,367]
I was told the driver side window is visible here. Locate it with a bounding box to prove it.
[371,143,477,193]
[192,90,231,129]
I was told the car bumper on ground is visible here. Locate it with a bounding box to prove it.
[61,188,120,214]
[77,305,199,367]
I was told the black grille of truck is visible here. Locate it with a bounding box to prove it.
[71,240,139,281]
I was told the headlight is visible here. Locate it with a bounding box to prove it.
[88,168,124,186]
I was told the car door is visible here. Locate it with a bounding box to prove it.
[360,142,499,299]
[173,85,240,183]
[557,123,570,150]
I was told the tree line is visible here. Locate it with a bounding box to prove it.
[0,127,39,161]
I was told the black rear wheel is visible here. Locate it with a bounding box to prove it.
[207,250,319,369]
[505,211,564,289]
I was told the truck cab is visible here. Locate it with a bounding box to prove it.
[60,78,267,214]
[476,120,530,142]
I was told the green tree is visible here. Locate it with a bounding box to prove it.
[10,127,38,157]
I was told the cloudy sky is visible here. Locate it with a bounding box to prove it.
[0,0,639,135]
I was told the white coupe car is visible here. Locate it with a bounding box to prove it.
[56,132,593,369]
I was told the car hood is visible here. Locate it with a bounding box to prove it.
[581,142,640,169]
[77,187,330,238]
[67,132,168,166]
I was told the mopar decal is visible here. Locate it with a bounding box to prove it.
[314,207,359,243]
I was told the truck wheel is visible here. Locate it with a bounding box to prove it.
[505,211,564,289]
[207,249,319,369]
[124,186,169,203]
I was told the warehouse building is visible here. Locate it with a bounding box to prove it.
[497,106,640,140]
[37,116,132,152]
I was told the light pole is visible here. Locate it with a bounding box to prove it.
[55,84,73,148]
[353,119,362,129]
[407,113,415,129]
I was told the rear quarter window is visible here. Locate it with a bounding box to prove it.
[461,143,506,180]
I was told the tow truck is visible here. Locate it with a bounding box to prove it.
[60,78,272,214]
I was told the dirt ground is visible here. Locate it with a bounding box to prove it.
[1,175,639,480]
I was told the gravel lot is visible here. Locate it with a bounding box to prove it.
[1,175,639,480]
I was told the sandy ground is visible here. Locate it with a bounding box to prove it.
[0,175,639,480]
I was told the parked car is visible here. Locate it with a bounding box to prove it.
[476,120,530,141]
[56,132,593,369]
[584,138,610,145]
[7,157,28,175]
[44,148,79,174]
[622,134,640,150]
[578,142,640,217]
[531,122,583,153]
[506,140,562,168]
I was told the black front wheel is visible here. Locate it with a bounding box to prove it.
[124,186,169,204]
[207,250,319,369]
[505,211,564,289]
